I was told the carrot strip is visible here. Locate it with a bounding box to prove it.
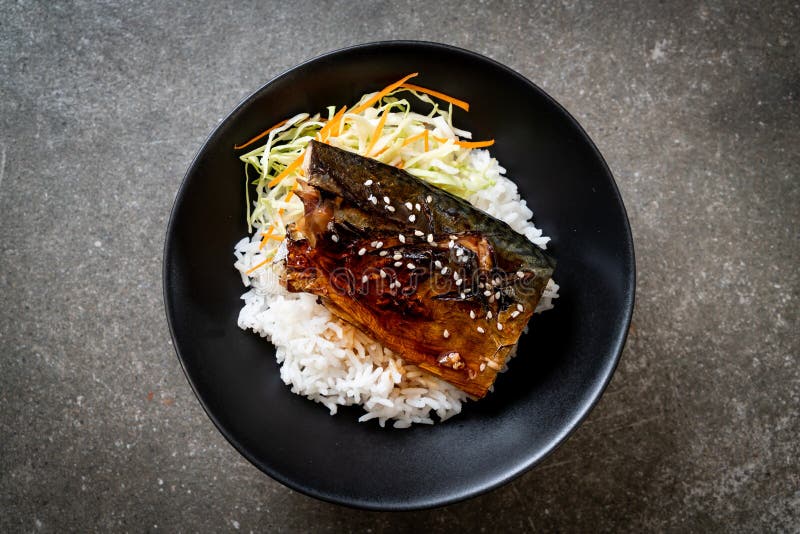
[333,111,346,137]
[433,135,495,149]
[268,152,305,188]
[245,253,275,275]
[364,110,389,156]
[234,118,289,150]
[401,130,428,147]
[396,161,404,169]
[328,106,348,138]
[263,234,284,242]
[351,73,419,114]
[258,225,275,250]
[423,130,429,152]
[453,138,494,148]
[316,106,347,141]
[371,143,391,159]
[399,83,470,112]
[285,185,297,202]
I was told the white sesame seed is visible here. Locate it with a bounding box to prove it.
[415,203,421,211]
[414,230,424,236]
[368,194,377,204]
[358,248,366,256]
[376,241,383,248]
[470,310,476,319]
[426,195,432,203]
[393,253,403,260]
[477,327,485,334]
[398,234,406,243]
[407,263,415,270]
[460,292,466,299]
[364,179,373,186]
[427,233,434,243]
[456,279,463,286]
[479,362,486,371]
[434,260,442,269]
[483,290,492,297]
[331,234,339,242]
[441,267,448,275]
[443,329,450,338]
[379,250,388,256]
[362,275,368,283]
[404,202,413,210]
[486,360,501,370]
[517,303,524,312]
[448,240,454,249]
[453,271,460,280]
[511,310,520,318]
[380,269,387,279]
[494,292,500,300]
[455,248,463,257]
[464,288,471,293]
[449,235,457,240]
[491,278,499,286]
[516,271,525,278]
[370,241,377,247]
[394,261,402,267]
[487,311,493,319]
[385,205,396,212]
[408,214,416,222]
[497,323,503,331]
[383,196,390,204]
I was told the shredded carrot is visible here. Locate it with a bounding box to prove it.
[258,225,275,250]
[399,83,470,112]
[330,106,347,138]
[263,233,284,242]
[371,143,391,159]
[284,184,297,202]
[316,106,347,141]
[433,135,495,149]
[351,73,419,114]
[364,110,389,156]
[453,138,494,148]
[268,152,305,188]
[245,253,275,275]
[333,112,346,137]
[401,130,429,148]
[396,161,404,169]
[234,118,289,150]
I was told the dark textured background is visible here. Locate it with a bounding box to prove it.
[1,1,798,531]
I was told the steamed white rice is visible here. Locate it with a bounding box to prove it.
[234,150,558,428]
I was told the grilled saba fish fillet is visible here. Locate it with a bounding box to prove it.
[283,140,555,398]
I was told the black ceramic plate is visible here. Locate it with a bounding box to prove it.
[164,41,634,510]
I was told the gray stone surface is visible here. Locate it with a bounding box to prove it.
[1,0,798,531]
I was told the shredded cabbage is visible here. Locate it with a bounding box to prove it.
[238,86,499,263]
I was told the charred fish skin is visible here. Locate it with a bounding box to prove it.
[304,141,555,278]
[283,140,555,398]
